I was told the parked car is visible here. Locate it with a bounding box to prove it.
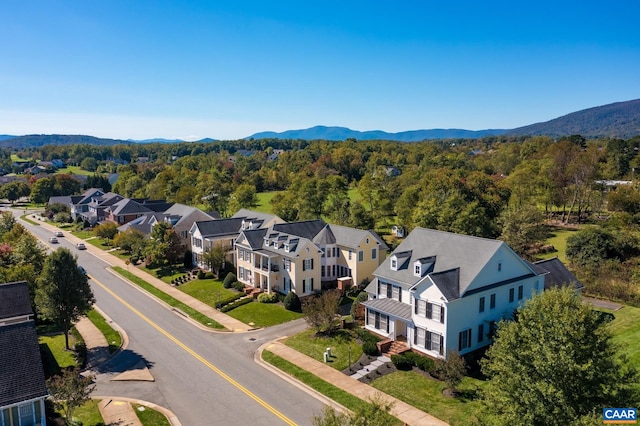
[54,231,63,237]
[49,237,58,243]
[76,242,86,250]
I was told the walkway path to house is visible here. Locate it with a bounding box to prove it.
[349,355,392,380]
[260,339,449,426]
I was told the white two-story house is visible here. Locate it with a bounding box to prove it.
[363,227,579,360]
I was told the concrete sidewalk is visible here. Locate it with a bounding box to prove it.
[262,339,449,426]
[34,218,251,332]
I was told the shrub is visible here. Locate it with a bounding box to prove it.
[350,291,369,318]
[283,291,301,312]
[362,339,379,356]
[415,355,435,373]
[220,297,253,312]
[233,281,245,291]
[257,293,278,303]
[215,293,244,309]
[223,272,237,288]
[391,353,414,370]
[197,270,206,279]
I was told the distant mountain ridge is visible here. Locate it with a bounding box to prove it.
[1,99,638,147]
[247,126,506,141]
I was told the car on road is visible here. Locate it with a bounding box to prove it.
[78,265,87,276]
[54,231,63,237]
[49,237,58,243]
[76,242,86,250]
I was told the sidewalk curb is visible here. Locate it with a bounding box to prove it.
[255,338,351,415]
[92,396,182,426]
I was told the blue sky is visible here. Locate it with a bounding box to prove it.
[1,1,638,140]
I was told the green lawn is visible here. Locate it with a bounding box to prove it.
[255,191,282,214]
[262,351,402,425]
[603,304,640,367]
[86,308,122,354]
[226,301,304,327]
[371,371,486,426]
[112,266,225,329]
[72,400,105,426]
[38,332,78,376]
[56,165,94,176]
[284,328,363,371]
[178,278,238,307]
[71,229,95,239]
[538,226,579,263]
[133,404,171,426]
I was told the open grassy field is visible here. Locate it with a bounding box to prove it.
[605,304,640,367]
[254,191,281,214]
[56,165,94,176]
[537,226,579,263]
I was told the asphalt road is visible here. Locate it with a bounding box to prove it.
[16,211,326,425]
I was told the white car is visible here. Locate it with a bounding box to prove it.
[54,231,63,237]
[76,243,87,250]
[49,237,58,243]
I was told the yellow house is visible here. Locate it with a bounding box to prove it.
[235,220,388,295]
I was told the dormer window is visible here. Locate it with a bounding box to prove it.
[284,244,289,252]
[414,264,421,276]
[264,238,270,247]
[391,257,398,271]
[273,241,278,248]
[242,220,247,230]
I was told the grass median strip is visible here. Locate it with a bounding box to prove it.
[112,266,225,330]
[86,308,122,353]
[262,350,402,425]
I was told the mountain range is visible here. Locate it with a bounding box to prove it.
[1,99,638,148]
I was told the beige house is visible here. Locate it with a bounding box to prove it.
[235,220,388,295]
[189,210,283,270]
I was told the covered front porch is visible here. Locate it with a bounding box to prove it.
[250,249,280,293]
[362,297,412,353]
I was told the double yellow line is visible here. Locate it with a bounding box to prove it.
[93,276,297,425]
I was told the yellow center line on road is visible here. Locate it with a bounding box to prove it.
[92,276,297,426]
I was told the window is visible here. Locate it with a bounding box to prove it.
[238,248,244,261]
[426,331,444,355]
[321,266,325,277]
[391,258,397,270]
[264,238,269,247]
[284,258,291,272]
[415,327,425,346]
[518,285,523,300]
[366,238,369,244]
[432,304,444,323]
[490,293,496,309]
[368,310,389,333]
[459,329,472,350]
[415,299,426,316]
[326,247,331,258]
[386,283,392,298]
[498,262,502,271]
[478,324,484,343]
[303,258,313,271]
[333,247,337,257]
[479,296,485,313]
[238,267,244,280]
[414,264,421,275]
[332,265,336,276]
[358,250,364,262]
[392,285,401,302]
[509,287,515,303]
[348,250,353,260]
[372,248,377,260]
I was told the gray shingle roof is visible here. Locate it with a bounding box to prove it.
[232,209,281,224]
[195,218,246,237]
[109,198,155,216]
[0,322,48,406]
[273,220,326,240]
[362,297,412,321]
[375,227,504,296]
[329,224,388,250]
[0,281,32,320]
[533,257,584,290]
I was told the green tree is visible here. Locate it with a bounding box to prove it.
[348,201,374,230]
[0,211,17,240]
[203,244,227,278]
[93,221,119,243]
[566,227,639,269]
[30,177,55,204]
[80,157,98,172]
[147,222,183,267]
[498,205,548,260]
[47,368,95,424]
[303,290,341,335]
[0,180,30,204]
[35,248,95,350]
[312,393,395,426]
[53,174,82,196]
[113,229,146,262]
[228,183,259,213]
[481,287,638,426]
